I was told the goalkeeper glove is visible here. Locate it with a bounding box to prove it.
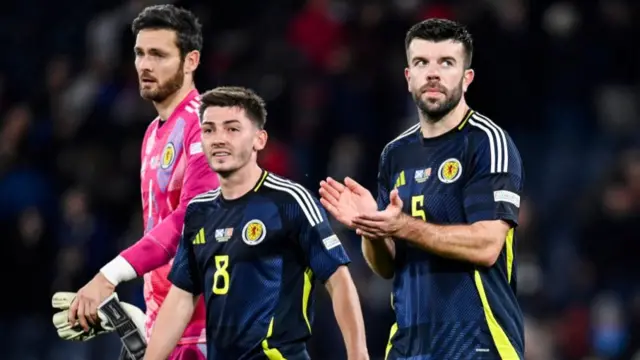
[52,291,146,341]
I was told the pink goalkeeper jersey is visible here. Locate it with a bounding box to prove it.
[120,89,218,344]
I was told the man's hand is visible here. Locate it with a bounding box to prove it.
[69,272,116,331]
[52,292,146,342]
[352,189,407,239]
[319,177,377,229]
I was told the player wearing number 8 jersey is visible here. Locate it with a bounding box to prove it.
[144,86,369,360]
[320,19,525,359]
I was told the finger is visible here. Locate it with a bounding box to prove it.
[356,227,381,239]
[77,300,89,332]
[352,218,384,233]
[326,177,346,193]
[88,302,98,325]
[68,297,79,324]
[355,212,388,222]
[344,177,366,195]
[389,189,402,206]
[319,185,340,204]
[353,218,386,233]
[319,198,340,217]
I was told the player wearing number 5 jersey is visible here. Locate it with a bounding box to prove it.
[62,5,219,359]
[320,19,525,359]
[144,87,369,360]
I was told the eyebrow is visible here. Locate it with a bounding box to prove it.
[202,119,241,126]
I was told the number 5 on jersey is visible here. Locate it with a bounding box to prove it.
[411,195,426,221]
[213,255,230,295]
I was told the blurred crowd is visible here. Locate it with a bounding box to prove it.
[0,0,639,359]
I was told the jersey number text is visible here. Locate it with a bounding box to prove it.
[411,195,426,221]
[213,255,230,295]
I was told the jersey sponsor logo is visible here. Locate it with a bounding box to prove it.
[193,228,206,245]
[438,158,462,183]
[242,219,266,246]
[161,142,176,170]
[414,168,432,183]
[215,228,234,242]
[322,235,341,250]
[493,190,520,208]
[394,170,406,189]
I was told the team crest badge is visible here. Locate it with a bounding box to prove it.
[414,168,432,183]
[438,158,462,183]
[161,142,176,169]
[242,219,266,246]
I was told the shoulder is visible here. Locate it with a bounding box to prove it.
[184,94,202,116]
[179,95,203,132]
[465,111,521,174]
[261,173,324,227]
[380,122,421,162]
[187,188,221,210]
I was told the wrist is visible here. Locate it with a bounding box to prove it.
[392,213,412,238]
[347,348,369,360]
[100,255,137,286]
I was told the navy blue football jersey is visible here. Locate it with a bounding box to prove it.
[379,110,525,360]
[168,171,351,360]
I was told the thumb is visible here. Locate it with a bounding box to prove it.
[344,177,364,194]
[389,189,402,207]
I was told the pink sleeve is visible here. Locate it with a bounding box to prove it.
[121,120,219,275]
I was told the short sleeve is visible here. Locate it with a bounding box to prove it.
[297,195,351,283]
[463,131,524,225]
[168,206,202,295]
[376,147,392,211]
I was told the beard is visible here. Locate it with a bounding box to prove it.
[411,78,464,123]
[139,66,184,103]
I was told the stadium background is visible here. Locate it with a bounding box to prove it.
[1,0,639,359]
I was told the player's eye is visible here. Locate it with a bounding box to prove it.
[228,128,240,132]
[442,60,454,67]
[414,60,426,67]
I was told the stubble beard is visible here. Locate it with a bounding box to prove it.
[412,80,464,123]
[140,67,184,103]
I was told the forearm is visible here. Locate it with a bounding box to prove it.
[361,236,395,279]
[394,215,501,266]
[326,267,368,359]
[119,208,186,279]
[144,286,197,360]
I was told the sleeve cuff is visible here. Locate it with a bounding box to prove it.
[100,255,138,286]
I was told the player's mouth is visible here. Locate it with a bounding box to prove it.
[211,151,231,159]
[140,76,157,85]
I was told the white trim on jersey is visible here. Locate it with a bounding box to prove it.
[383,123,420,150]
[188,188,221,205]
[468,113,509,173]
[263,174,322,227]
[185,99,202,114]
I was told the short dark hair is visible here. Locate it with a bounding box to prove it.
[199,87,268,129]
[131,5,203,58]
[405,18,474,68]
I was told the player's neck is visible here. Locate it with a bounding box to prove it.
[219,163,264,201]
[419,100,469,139]
[153,83,196,121]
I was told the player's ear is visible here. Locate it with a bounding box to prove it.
[462,68,474,93]
[404,67,411,92]
[254,129,268,151]
[183,50,200,75]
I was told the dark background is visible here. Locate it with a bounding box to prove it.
[0,0,639,359]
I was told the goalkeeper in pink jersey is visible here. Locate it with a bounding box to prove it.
[54,5,218,360]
